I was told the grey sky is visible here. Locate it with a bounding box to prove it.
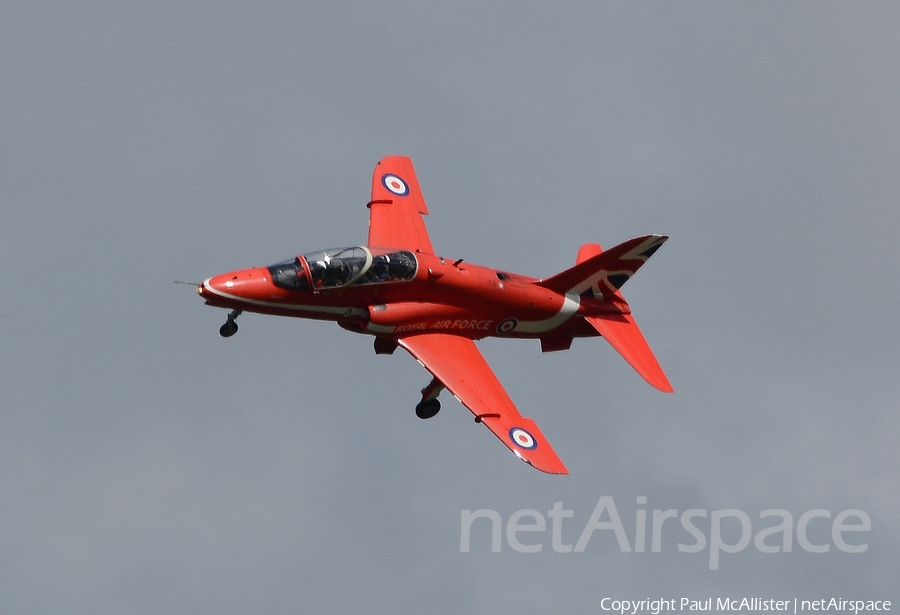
[2,2,898,613]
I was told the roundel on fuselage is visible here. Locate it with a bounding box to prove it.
[497,318,518,334]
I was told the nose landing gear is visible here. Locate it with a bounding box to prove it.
[415,376,445,419]
[219,309,242,337]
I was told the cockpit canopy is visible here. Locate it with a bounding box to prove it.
[267,259,310,290]
[268,247,417,291]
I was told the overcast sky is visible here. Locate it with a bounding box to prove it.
[2,2,898,613]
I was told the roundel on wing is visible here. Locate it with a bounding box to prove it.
[509,427,538,450]
[381,173,410,196]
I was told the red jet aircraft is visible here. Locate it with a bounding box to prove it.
[197,156,672,474]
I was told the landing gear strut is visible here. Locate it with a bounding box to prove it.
[416,376,445,419]
[219,309,242,337]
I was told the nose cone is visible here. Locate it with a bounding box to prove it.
[198,267,274,307]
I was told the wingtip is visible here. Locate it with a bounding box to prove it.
[646,371,675,394]
[654,380,675,394]
[518,451,569,475]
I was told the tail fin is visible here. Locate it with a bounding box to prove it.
[539,235,673,393]
[538,234,667,297]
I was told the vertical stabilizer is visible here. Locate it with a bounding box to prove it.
[565,238,672,392]
[538,235,667,297]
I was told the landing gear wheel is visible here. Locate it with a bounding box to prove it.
[415,398,441,420]
[219,309,242,338]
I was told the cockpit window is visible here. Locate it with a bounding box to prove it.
[268,258,309,291]
[304,247,369,288]
[303,246,417,289]
[362,249,418,285]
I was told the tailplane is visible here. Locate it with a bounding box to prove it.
[586,313,673,392]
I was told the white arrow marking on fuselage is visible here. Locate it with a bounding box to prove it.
[363,294,581,336]
[512,295,581,333]
[202,280,365,317]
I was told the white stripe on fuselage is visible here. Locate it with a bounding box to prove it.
[513,294,581,333]
[202,280,365,317]
[204,282,580,334]
[364,294,581,335]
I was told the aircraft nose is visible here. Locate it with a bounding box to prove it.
[199,267,274,305]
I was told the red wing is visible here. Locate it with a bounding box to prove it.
[367,156,435,255]
[398,333,568,474]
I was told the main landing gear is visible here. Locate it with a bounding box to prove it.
[219,309,242,337]
[416,376,445,419]
[416,398,441,420]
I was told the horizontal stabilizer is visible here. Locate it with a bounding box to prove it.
[586,314,673,393]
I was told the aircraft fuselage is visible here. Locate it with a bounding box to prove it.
[198,249,611,343]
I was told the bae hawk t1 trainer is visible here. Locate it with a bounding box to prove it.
[196,156,673,474]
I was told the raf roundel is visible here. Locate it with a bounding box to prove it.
[381,173,410,196]
[497,318,518,334]
[509,427,538,450]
